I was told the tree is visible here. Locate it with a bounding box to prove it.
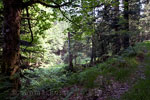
[122,0,130,49]
[68,32,73,71]
[139,0,150,41]
[1,0,148,96]
[0,2,3,70]
[1,0,73,95]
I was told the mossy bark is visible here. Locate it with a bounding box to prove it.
[2,0,22,95]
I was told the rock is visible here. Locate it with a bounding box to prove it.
[95,89,103,97]
[112,84,117,89]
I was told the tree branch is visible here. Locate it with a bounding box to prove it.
[21,17,36,20]
[22,0,72,9]
[26,7,34,44]
[59,8,80,28]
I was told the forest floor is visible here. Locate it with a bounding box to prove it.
[22,41,150,100]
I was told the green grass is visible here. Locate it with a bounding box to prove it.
[21,41,150,99]
[67,54,139,89]
[100,56,138,82]
[121,79,150,100]
[120,41,150,100]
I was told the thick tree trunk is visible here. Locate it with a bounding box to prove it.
[2,0,21,95]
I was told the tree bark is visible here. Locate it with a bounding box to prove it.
[90,35,96,65]
[123,0,130,49]
[113,0,121,54]
[68,32,73,71]
[2,0,22,95]
[114,0,119,31]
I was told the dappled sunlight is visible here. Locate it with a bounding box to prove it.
[1,0,150,100]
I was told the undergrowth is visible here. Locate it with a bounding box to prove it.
[19,41,150,99]
[120,42,150,100]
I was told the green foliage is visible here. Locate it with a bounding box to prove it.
[1,0,150,99]
[0,75,14,100]
[20,41,150,100]
[111,57,138,81]
[35,21,68,66]
[121,79,150,100]
[134,41,150,53]
[66,67,101,88]
[21,16,69,67]
[20,4,70,67]
[78,67,101,88]
[21,65,68,94]
[117,41,150,100]
[67,50,139,88]
[121,47,137,57]
[0,1,3,9]
[121,64,150,100]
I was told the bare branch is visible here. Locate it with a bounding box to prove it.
[21,17,36,20]
[26,7,34,43]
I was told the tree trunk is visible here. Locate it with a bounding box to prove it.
[2,0,22,95]
[68,32,73,71]
[113,0,121,54]
[90,35,96,65]
[74,55,77,66]
[123,0,130,49]
[114,0,119,31]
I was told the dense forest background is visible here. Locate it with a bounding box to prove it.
[0,0,150,100]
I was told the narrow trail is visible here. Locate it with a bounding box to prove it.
[45,63,146,100]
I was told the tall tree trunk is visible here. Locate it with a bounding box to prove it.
[114,0,119,31]
[90,35,96,65]
[130,0,140,43]
[113,0,121,54]
[68,32,73,71]
[123,0,130,49]
[103,5,109,22]
[2,0,21,95]
[147,0,149,4]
